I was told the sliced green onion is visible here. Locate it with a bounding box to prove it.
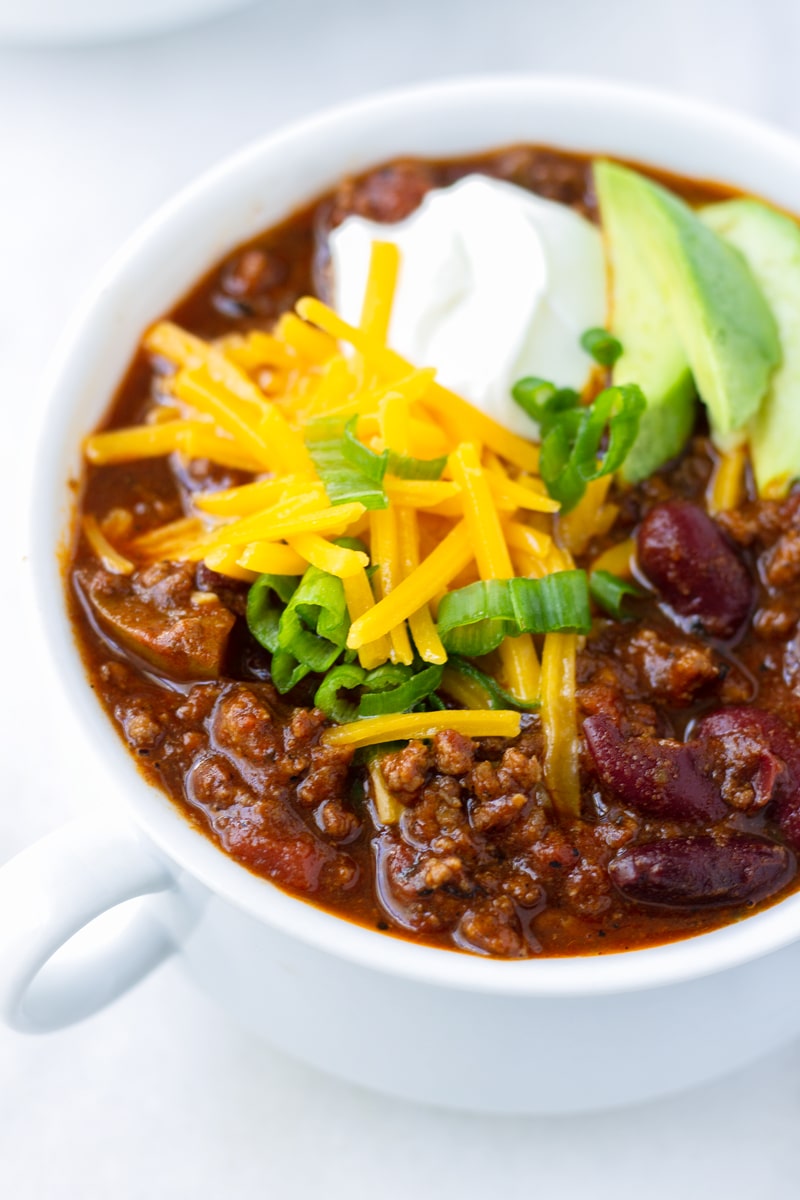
[589,570,644,619]
[580,327,623,367]
[343,417,389,483]
[436,570,592,656]
[358,663,410,692]
[512,368,645,513]
[358,663,444,717]
[277,565,350,675]
[541,385,645,512]
[306,417,387,509]
[271,650,310,694]
[314,663,366,723]
[442,657,539,711]
[314,661,445,722]
[511,376,580,435]
[571,385,645,482]
[334,535,370,557]
[386,450,447,480]
[538,420,586,512]
[343,414,446,480]
[246,573,301,654]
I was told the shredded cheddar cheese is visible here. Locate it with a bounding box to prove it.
[708,445,747,515]
[358,240,400,343]
[295,296,541,473]
[180,500,367,561]
[368,760,406,825]
[203,546,258,582]
[193,477,305,517]
[79,234,615,826]
[559,476,618,555]
[369,507,414,666]
[440,666,491,709]
[540,632,581,820]
[272,313,338,364]
[82,515,134,574]
[130,517,205,552]
[591,537,636,579]
[321,710,522,748]
[172,367,282,472]
[383,479,460,508]
[346,521,473,649]
[85,420,202,465]
[287,533,369,579]
[395,505,447,665]
[235,542,307,576]
[342,568,393,670]
[485,470,561,514]
[449,443,540,701]
[216,329,297,372]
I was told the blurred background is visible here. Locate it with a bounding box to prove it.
[3,0,800,1195]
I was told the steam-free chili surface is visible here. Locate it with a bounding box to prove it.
[68,145,800,957]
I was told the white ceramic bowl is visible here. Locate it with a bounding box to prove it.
[5,76,800,1114]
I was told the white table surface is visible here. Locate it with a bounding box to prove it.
[4,0,800,1194]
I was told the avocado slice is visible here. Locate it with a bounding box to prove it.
[594,162,696,482]
[594,162,780,462]
[702,198,800,497]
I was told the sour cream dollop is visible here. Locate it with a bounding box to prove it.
[330,175,606,438]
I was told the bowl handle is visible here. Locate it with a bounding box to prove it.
[0,816,176,1033]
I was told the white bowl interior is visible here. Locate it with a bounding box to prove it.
[35,76,800,996]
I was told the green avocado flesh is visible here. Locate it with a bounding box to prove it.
[594,162,696,482]
[594,161,781,478]
[702,198,800,496]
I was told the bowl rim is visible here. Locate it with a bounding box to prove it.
[33,72,800,998]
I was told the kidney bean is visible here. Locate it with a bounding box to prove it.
[331,163,435,226]
[609,834,794,908]
[583,714,727,821]
[637,500,753,639]
[220,248,289,299]
[694,707,800,847]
